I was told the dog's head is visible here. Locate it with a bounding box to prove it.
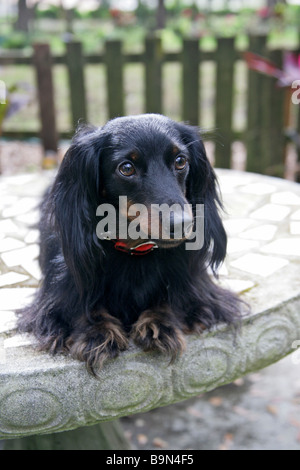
[51,115,227,288]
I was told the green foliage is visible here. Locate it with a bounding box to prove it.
[1,3,300,53]
[0,85,16,134]
[136,1,153,21]
[0,101,8,134]
[35,5,61,20]
[73,6,111,20]
[2,31,30,49]
[284,4,300,27]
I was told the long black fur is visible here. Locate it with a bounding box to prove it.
[18,114,243,373]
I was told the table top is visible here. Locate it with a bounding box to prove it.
[0,169,300,439]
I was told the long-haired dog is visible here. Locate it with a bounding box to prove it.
[18,114,243,374]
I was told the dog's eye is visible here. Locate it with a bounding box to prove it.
[118,162,136,177]
[175,155,188,171]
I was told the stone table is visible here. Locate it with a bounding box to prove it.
[0,170,300,450]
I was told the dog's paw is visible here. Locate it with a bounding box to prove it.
[182,321,207,335]
[67,311,128,374]
[131,310,186,362]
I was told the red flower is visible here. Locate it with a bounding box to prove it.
[257,7,271,19]
[182,9,193,18]
[109,9,120,19]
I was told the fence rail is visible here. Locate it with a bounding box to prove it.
[0,35,298,177]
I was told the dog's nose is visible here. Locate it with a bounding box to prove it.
[169,211,193,238]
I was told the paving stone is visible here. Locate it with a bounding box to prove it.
[230,253,289,277]
[290,222,300,235]
[227,238,259,254]
[0,311,18,334]
[270,191,300,206]
[291,209,300,220]
[0,238,26,253]
[24,230,40,244]
[250,204,291,222]
[239,224,278,241]
[218,278,256,294]
[0,272,29,288]
[2,197,38,218]
[223,218,254,236]
[0,219,19,234]
[241,182,277,195]
[261,238,300,257]
[1,244,39,268]
[21,259,41,280]
[0,288,36,311]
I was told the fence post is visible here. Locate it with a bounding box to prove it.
[66,41,87,131]
[145,36,163,115]
[33,43,58,165]
[264,48,285,177]
[246,35,267,174]
[105,40,124,120]
[215,36,235,168]
[182,38,200,126]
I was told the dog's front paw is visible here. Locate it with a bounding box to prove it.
[131,309,186,362]
[67,311,128,374]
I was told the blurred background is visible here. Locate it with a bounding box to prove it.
[0,0,300,178]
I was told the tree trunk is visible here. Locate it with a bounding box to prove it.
[267,0,286,6]
[15,0,30,32]
[156,0,166,30]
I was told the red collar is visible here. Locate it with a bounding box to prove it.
[112,240,158,256]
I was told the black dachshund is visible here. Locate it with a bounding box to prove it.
[18,114,243,373]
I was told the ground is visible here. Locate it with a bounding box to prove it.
[0,140,298,180]
[120,355,300,451]
[0,141,71,175]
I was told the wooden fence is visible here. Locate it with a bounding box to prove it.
[0,35,298,176]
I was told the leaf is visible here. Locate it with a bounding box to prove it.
[266,404,278,416]
[288,417,300,428]
[153,437,168,448]
[0,101,9,133]
[187,406,203,418]
[0,82,32,134]
[219,433,234,450]
[137,434,148,445]
[233,378,245,386]
[209,396,223,407]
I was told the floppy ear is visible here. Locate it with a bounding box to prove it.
[176,123,227,272]
[49,125,106,293]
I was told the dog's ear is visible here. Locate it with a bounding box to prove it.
[49,125,106,293]
[176,123,227,272]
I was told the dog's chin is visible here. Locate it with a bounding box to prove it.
[155,239,186,249]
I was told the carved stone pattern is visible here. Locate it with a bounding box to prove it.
[1,297,300,438]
